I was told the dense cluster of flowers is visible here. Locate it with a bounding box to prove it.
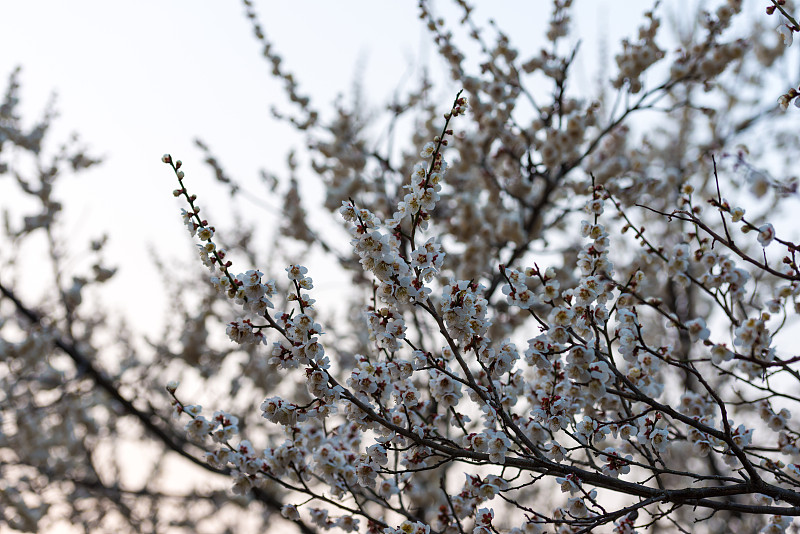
[6,1,800,534]
[157,2,800,532]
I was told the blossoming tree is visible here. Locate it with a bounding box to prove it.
[3,1,800,533]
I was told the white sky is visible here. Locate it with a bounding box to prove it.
[0,1,690,335]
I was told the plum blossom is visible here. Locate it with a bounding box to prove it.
[777,24,794,46]
[757,223,776,247]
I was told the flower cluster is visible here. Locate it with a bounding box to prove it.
[428,364,463,408]
[364,306,407,351]
[611,9,664,93]
[383,520,430,534]
[152,4,800,534]
[340,201,432,305]
[441,278,491,347]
